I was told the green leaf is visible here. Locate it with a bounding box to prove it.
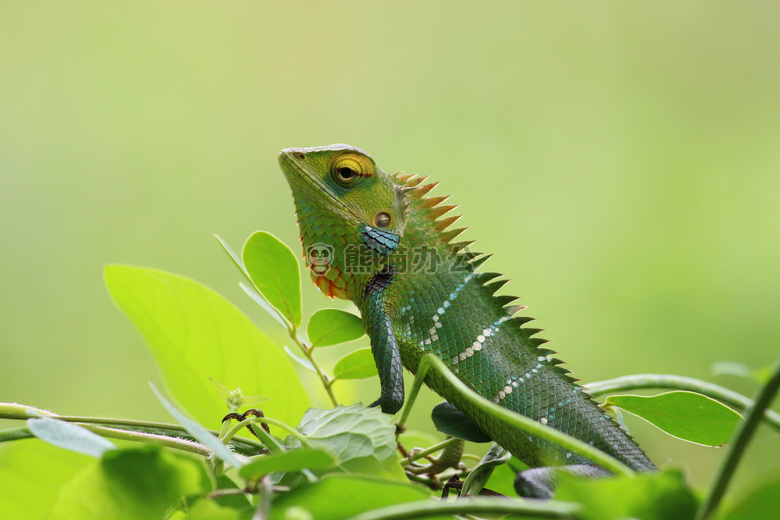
[48,445,209,520]
[292,404,404,480]
[239,448,336,479]
[719,473,780,520]
[242,231,302,328]
[267,475,433,520]
[104,265,310,429]
[307,309,365,347]
[333,348,378,380]
[0,440,92,520]
[431,401,492,443]
[555,469,698,520]
[27,417,116,458]
[151,384,244,468]
[605,391,742,446]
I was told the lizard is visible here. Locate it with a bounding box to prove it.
[278,144,657,496]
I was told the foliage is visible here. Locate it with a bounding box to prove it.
[0,231,778,519]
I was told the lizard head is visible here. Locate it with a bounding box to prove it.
[279,144,408,299]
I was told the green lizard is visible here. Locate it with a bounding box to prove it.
[278,144,656,496]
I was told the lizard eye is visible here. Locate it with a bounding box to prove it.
[374,212,391,228]
[331,153,373,187]
[335,166,357,182]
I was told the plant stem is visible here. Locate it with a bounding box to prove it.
[296,336,340,408]
[342,496,579,520]
[78,423,212,457]
[587,373,780,433]
[0,404,265,454]
[694,356,780,520]
[399,437,462,466]
[222,416,306,451]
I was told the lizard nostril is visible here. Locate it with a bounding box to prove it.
[298,153,306,160]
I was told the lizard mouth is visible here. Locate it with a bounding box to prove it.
[278,150,360,222]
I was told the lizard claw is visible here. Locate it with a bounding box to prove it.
[369,396,404,415]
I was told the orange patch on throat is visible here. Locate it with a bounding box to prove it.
[311,269,348,300]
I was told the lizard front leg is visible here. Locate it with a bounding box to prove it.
[361,267,404,415]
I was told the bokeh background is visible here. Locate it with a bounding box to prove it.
[2,1,778,494]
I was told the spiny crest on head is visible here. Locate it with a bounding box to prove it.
[392,172,469,249]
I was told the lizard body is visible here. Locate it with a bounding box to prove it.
[278,144,656,479]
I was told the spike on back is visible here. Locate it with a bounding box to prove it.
[412,181,439,198]
[421,195,450,209]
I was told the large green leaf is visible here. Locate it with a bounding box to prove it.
[307,309,365,347]
[0,440,92,520]
[555,469,698,520]
[267,475,434,520]
[292,404,405,480]
[242,231,302,328]
[605,391,742,446]
[104,265,310,428]
[333,348,378,380]
[48,445,209,520]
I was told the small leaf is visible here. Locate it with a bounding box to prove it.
[431,401,492,443]
[27,417,116,458]
[307,309,365,347]
[151,384,244,468]
[242,231,302,328]
[605,391,742,446]
[333,348,378,380]
[239,448,336,479]
[292,404,404,480]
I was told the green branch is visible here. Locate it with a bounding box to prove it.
[399,437,462,466]
[0,403,265,455]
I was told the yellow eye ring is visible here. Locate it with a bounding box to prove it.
[331,153,373,186]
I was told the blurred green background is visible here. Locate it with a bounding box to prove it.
[1,1,778,493]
